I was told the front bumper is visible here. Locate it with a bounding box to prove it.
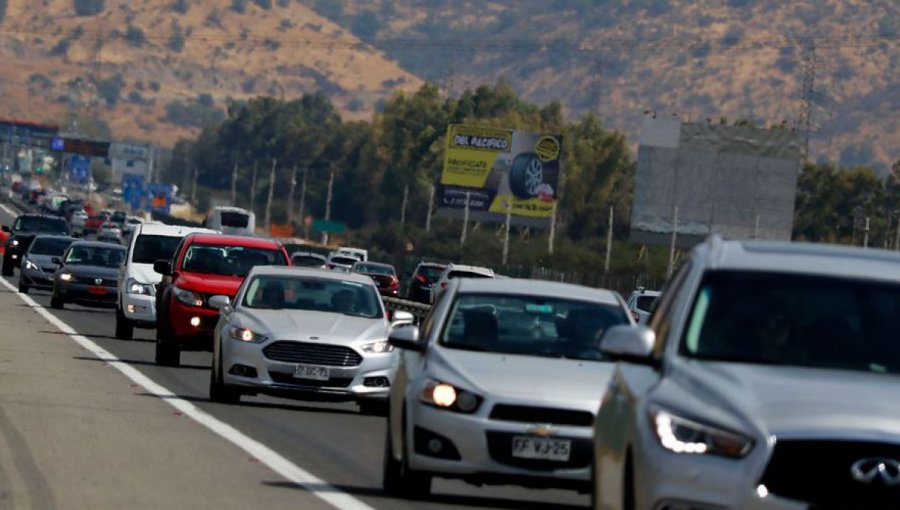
[20,267,55,289]
[56,282,118,306]
[121,292,157,325]
[168,299,220,340]
[221,338,397,402]
[406,401,593,489]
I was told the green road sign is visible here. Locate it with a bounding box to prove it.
[312,219,346,234]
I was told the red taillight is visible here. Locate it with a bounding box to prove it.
[441,281,448,289]
[631,311,640,323]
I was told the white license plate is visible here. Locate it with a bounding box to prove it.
[512,436,572,462]
[293,364,330,381]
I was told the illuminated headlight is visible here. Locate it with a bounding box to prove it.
[126,278,154,295]
[23,259,39,271]
[420,379,481,413]
[649,406,753,458]
[172,286,204,307]
[360,340,393,353]
[9,239,19,247]
[228,327,267,343]
[59,271,74,282]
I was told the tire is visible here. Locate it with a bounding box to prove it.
[2,256,13,277]
[115,306,134,340]
[358,399,388,416]
[382,410,432,498]
[509,152,544,199]
[623,450,635,510]
[18,280,28,294]
[209,355,241,404]
[155,321,181,366]
[50,295,63,309]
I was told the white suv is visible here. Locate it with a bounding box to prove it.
[624,287,661,324]
[115,223,218,339]
[429,263,495,303]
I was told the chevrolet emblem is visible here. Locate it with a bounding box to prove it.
[526,423,556,437]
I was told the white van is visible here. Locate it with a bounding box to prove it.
[336,246,368,262]
[205,206,255,237]
[115,222,219,339]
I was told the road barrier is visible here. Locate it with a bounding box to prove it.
[383,296,430,322]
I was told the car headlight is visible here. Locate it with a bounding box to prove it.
[23,259,38,271]
[649,406,753,458]
[228,327,268,343]
[126,278,154,295]
[172,286,204,307]
[420,379,482,413]
[360,339,393,353]
[9,239,19,247]
[59,270,74,281]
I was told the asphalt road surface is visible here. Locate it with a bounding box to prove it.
[0,203,588,510]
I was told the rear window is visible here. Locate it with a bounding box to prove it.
[448,270,492,280]
[132,235,183,264]
[331,256,359,266]
[636,295,658,312]
[355,264,395,276]
[14,216,69,234]
[416,265,446,282]
[292,255,326,267]
[220,211,249,229]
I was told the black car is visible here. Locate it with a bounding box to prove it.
[50,241,126,309]
[405,261,447,303]
[2,214,71,276]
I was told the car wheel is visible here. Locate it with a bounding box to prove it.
[209,354,241,404]
[382,410,432,498]
[18,280,28,294]
[50,295,63,309]
[358,399,387,416]
[2,256,13,277]
[155,321,181,366]
[509,152,544,199]
[115,306,134,340]
[624,449,635,510]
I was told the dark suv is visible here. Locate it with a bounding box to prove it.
[404,261,446,303]
[2,214,71,276]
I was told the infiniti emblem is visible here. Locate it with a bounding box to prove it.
[850,458,900,486]
[94,278,103,285]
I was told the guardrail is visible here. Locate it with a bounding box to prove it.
[383,296,431,322]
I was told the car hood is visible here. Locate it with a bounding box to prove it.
[235,309,388,343]
[665,360,900,440]
[175,272,244,296]
[64,265,120,279]
[128,263,162,285]
[431,347,615,406]
[24,253,59,268]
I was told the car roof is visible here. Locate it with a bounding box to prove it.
[353,261,394,270]
[702,238,900,283]
[188,233,283,249]
[443,263,494,275]
[137,223,218,237]
[30,234,76,242]
[292,251,326,258]
[69,240,127,250]
[456,277,622,304]
[416,261,448,269]
[248,266,376,285]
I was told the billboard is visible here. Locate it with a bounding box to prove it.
[437,125,563,228]
[68,155,91,185]
[631,118,803,247]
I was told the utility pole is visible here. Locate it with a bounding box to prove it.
[287,165,297,225]
[230,161,238,206]
[502,200,512,265]
[190,162,197,208]
[799,41,817,160]
[298,167,308,239]
[667,206,679,279]
[400,184,409,227]
[249,161,258,213]
[548,202,557,254]
[264,158,276,234]
[604,206,613,274]
[894,216,900,252]
[322,168,335,245]
[425,184,435,233]
[863,216,870,249]
[460,191,470,246]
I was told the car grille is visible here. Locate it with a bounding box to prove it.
[760,440,900,509]
[41,266,57,273]
[268,372,353,388]
[485,431,591,471]
[489,404,594,427]
[262,341,363,367]
[75,276,116,286]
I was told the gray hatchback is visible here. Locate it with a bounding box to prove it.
[51,241,126,309]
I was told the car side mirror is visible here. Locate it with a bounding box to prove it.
[388,324,423,351]
[51,256,62,265]
[391,310,415,326]
[208,295,231,311]
[1,225,9,233]
[153,260,171,275]
[601,325,656,364]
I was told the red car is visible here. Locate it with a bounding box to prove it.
[350,261,400,297]
[153,234,290,366]
[84,212,110,235]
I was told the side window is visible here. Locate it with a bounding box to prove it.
[649,261,693,358]
[172,238,187,270]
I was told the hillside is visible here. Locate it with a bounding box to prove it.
[0,0,422,145]
[304,0,899,171]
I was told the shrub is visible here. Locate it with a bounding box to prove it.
[148,81,161,92]
[128,90,143,104]
[163,99,225,128]
[170,0,188,14]
[125,25,146,47]
[73,0,104,16]
[252,0,271,9]
[230,0,245,13]
[96,73,125,106]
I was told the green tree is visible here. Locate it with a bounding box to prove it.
[73,0,104,16]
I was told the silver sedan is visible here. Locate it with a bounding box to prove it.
[208,266,412,414]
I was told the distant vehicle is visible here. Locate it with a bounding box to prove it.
[116,223,219,340]
[17,235,76,294]
[69,210,88,236]
[624,287,661,324]
[383,277,634,498]
[336,247,368,262]
[429,263,495,304]
[120,216,144,239]
[205,206,256,237]
[99,222,123,240]
[2,213,71,276]
[290,251,327,269]
[84,212,110,235]
[50,241,127,309]
[326,252,360,273]
[405,261,447,303]
[351,261,400,297]
[208,266,413,413]
[109,210,127,225]
[153,233,289,366]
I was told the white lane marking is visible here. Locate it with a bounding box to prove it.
[0,203,17,217]
[0,277,376,510]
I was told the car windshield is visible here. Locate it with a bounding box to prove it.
[241,275,383,318]
[681,271,900,374]
[14,216,68,233]
[181,244,287,277]
[439,293,630,361]
[65,245,126,268]
[29,237,74,256]
[132,235,183,264]
[292,255,325,267]
[355,264,394,276]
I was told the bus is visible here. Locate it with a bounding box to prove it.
[205,206,255,237]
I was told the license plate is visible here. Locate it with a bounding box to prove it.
[88,286,108,295]
[293,364,330,381]
[512,436,572,462]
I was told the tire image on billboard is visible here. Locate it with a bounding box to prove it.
[509,152,544,199]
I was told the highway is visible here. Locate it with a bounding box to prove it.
[0,204,588,510]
